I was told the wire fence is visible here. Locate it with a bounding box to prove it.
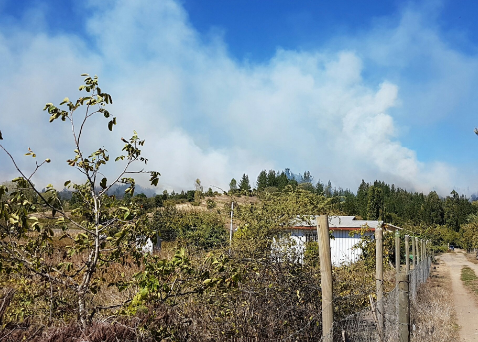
[316,256,432,342]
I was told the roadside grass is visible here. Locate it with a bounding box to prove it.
[411,259,459,341]
[465,252,478,265]
[461,266,478,297]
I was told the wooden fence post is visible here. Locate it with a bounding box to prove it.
[398,273,410,342]
[375,226,384,341]
[154,231,161,252]
[429,240,432,275]
[430,239,434,260]
[405,235,410,275]
[415,237,420,264]
[421,240,425,263]
[317,215,333,342]
[411,236,416,269]
[420,239,425,281]
[395,230,400,283]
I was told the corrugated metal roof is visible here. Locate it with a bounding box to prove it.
[290,215,384,230]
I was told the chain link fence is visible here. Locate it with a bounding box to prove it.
[315,256,432,342]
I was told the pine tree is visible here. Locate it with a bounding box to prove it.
[315,180,324,195]
[366,186,383,220]
[239,174,251,192]
[277,172,289,190]
[302,171,313,183]
[356,180,369,219]
[267,170,277,187]
[229,178,237,193]
[422,191,444,225]
[324,180,332,198]
[256,170,268,191]
[341,189,357,215]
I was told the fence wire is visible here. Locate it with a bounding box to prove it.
[315,257,432,342]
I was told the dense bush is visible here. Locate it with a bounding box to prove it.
[151,207,227,250]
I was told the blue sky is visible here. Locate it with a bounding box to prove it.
[1,0,478,195]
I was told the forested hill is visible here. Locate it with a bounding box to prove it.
[227,170,476,231]
[42,168,477,234]
[339,180,475,230]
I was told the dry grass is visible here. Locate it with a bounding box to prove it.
[410,260,458,341]
[461,266,478,299]
[175,194,260,212]
[465,251,478,265]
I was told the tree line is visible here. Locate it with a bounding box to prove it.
[226,170,477,233]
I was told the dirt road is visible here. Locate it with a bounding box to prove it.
[441,251,478,341]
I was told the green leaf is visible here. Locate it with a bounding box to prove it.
[64,180,71,187]
[149,171,160,187]
[81,73,89,77]
[60,97,69,105]
[31,221,41,231]
[100,177,107,189]
[45,158,51,163]
[0,130,3,140]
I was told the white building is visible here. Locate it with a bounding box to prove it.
[276,216,396,265]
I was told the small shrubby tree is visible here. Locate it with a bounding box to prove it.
[0,74,159,327]
[151,207,226,250]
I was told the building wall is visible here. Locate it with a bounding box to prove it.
[271,234,307,263]
[330,230,374,265]
[277,229,374,266]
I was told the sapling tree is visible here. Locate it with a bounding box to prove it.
[0,74,159,327]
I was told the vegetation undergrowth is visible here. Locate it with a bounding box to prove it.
[0,73,474,341]
[411,259,458,341]
[461,266,478,297]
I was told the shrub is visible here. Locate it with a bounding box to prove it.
[206,198,216,209]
